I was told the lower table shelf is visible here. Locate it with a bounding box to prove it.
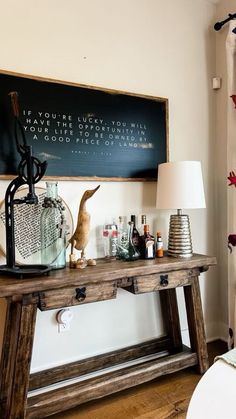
[27,346,198,418]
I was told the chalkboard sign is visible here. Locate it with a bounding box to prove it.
[0,71,168,181]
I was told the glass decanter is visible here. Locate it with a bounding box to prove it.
[117,221,140,261]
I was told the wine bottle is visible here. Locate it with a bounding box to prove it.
[140,224,155,259]
[130,215,140,248]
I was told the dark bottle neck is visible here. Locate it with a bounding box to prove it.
[131,215,136,225]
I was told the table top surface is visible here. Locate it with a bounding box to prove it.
[0,254,216,297]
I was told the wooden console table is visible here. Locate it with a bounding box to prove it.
[0,254,216,418]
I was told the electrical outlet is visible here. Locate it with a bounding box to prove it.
[58,322,70,333]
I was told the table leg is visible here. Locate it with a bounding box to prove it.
[159,288,183,353]
[0,297,37,418]
[184,277,209,373]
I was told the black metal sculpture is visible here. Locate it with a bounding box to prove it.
[0,92,51,277]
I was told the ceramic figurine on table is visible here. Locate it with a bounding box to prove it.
[69,185,100,269]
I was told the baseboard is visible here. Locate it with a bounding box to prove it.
[205,321,228,343]
[181,321,228,346]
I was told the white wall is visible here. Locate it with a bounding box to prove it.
[0,0,220,371]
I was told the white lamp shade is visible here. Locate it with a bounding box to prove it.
[156,161,206,210]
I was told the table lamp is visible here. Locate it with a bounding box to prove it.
[156,161,206,258]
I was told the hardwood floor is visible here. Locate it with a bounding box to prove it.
[51,340,227,419]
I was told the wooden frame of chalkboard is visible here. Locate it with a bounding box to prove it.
[0,70,169,181]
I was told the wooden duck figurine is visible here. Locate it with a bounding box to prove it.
[69,185,100,268]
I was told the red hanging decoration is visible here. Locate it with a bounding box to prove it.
[230,94,236,107]
[228,171,236,187]
[228,234,236,252]
[227,172,236,252]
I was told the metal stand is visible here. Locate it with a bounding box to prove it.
[0,92,51,278]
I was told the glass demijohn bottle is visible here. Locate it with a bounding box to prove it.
[41,182,66,269]
[118,216,128,247]
[118,222,140,261]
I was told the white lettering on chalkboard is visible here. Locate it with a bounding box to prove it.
[21,109,156,157]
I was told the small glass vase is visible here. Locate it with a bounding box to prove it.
[117,221,140,261]
[40,182,66,269]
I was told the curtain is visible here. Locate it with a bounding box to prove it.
[226,21,236,349]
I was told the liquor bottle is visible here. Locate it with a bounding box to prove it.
[41,181,66,269]
[138,214,147,235]
[130,215,140,248]
[103,220,118,259]
[103,223,110,259]
[156,232,164,258]
[137,214,146,254]
[110,223,118,258]
[140,224,155,259]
